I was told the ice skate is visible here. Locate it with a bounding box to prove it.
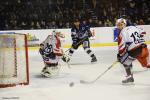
[122,75,134,84]
[91,57,97,63]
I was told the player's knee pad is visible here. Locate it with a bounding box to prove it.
[83,41,90,48]
[119,52,135,66]
[122,56,135,66]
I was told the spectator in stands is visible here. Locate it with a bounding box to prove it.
[147,14,150,24]
[65,22,70,28]
[0,0,149,30]
[104,19,113,27]
[57,21,64,28]
[97,20,103,27]
[51,21,58,29]
[138,19,145,25]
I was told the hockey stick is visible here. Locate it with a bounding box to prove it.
[80,61,119,84]
[62,36,89,66]
[64,36,89,53]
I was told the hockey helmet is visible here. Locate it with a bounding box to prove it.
[116,18,127,26]
[52,29,59,35]
[116,18,127,29]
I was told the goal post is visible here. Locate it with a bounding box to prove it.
[0,33,29,88]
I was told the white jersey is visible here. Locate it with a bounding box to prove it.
[41,35,62,64]
[118,26,145,55]
[42,35,57,49]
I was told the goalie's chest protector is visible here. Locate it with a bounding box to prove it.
[43,35,61,51]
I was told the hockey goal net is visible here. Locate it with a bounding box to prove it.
[0,33,29,88]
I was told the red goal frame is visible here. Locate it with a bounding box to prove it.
[0,34,29,88]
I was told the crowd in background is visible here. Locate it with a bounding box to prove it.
[0,0,150,30]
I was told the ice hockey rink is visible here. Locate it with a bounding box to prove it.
[1,46,150,100]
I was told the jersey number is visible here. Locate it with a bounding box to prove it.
[130,32,143,44]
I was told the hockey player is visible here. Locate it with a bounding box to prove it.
[39,30,63,77]
[62,19,97,63]
[116,18,150,83]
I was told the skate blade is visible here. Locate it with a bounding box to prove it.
[91,61,98,64]
[122,82,135,86]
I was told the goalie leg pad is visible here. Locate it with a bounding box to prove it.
[62,54,70,62]
[62,48,74,62]
[41,63,59,77]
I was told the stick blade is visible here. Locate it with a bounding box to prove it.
[80,80,86,83]
[80,80,91,84]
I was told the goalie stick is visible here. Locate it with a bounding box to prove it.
[80,61,119,84]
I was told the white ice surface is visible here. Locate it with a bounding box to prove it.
[0,46,150,100]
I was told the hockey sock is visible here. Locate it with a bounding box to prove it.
[124,64,132,76]
[84,48,96,58]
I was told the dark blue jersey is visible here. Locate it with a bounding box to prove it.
[71,24,91,41]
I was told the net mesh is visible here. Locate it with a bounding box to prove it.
[0,34,29,87]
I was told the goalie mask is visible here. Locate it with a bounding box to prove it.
[52,30,64,38]
[52,30,58,36]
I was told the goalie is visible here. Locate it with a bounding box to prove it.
[39,30,64,77]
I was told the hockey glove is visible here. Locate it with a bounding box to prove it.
[117,52,129,64]
[87,31,92,38]
[72,40,78,49]
[46,53,56,59]
[141,43,147,48]
[39,48,44,55]
[117,54,121,62]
